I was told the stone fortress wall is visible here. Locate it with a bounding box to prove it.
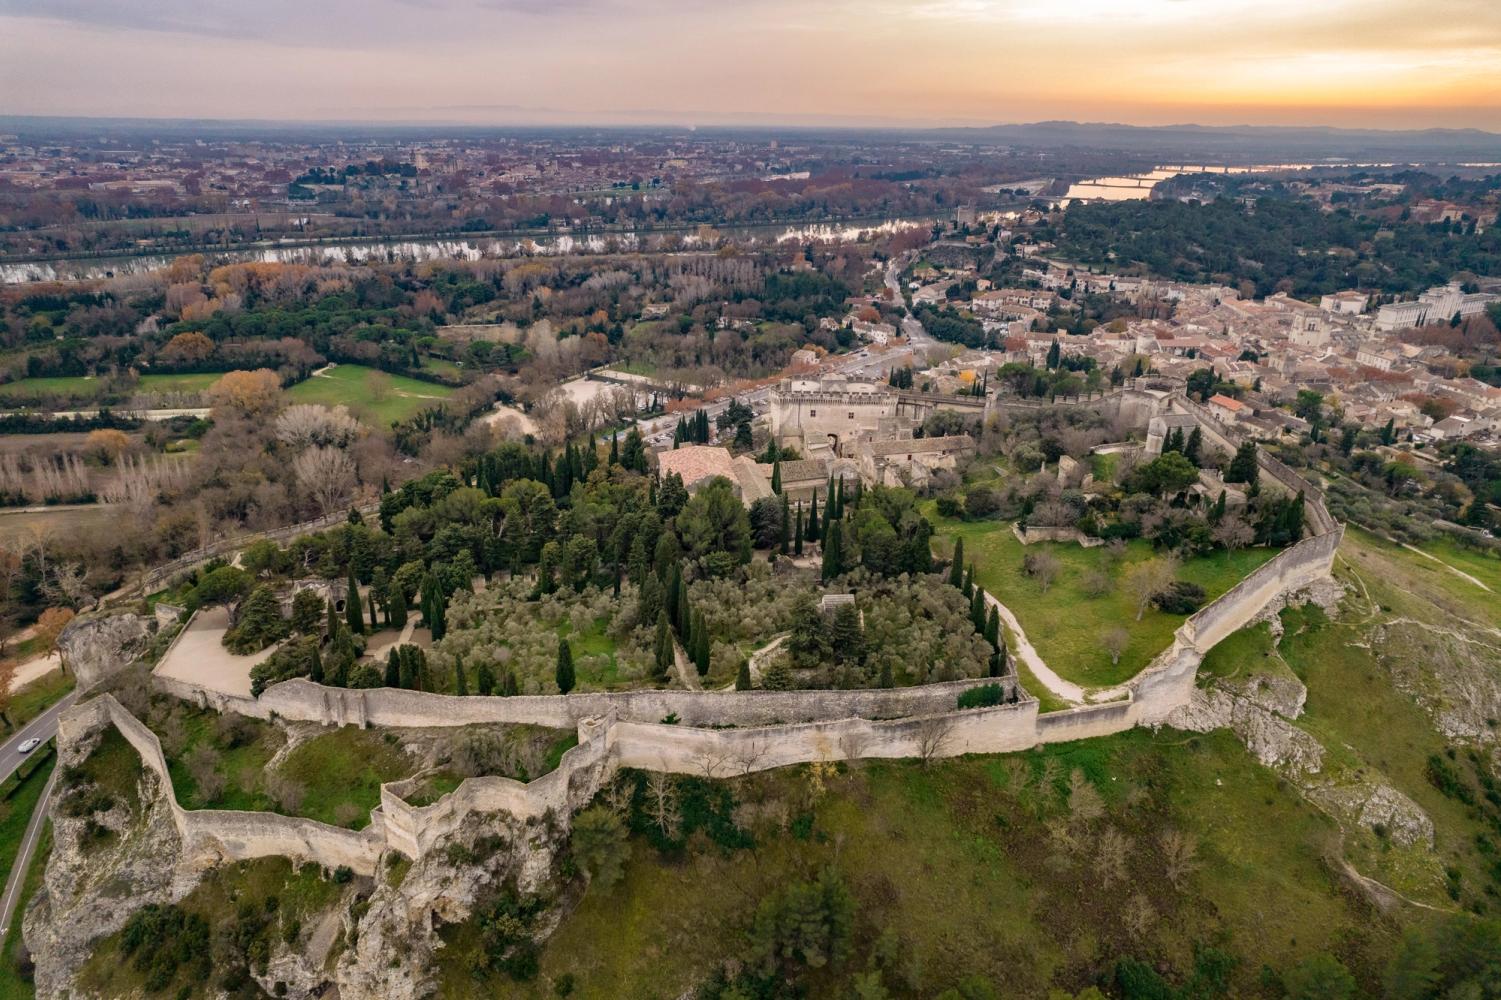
[66,386,1341,878]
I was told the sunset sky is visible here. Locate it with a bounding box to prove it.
[2,0,1499,129]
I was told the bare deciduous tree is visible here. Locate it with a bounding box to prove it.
[914,715,953,766]
[1102,626,1131,666]
[1212,515,1255,552]
[1124,557,1178,621]
[1160,828,1200,891]
[1022,551,1061,592]
[1093,826,1132,888]
[293,446,356,518]
[645,772,681,839]
[274,404,361,450]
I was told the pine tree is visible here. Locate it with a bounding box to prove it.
[476,660,495,696]
[949,537,965,588]
[454,655,468,695]
[345,567,364,636]
[821,522,843,582]
[735,657,752,691]
[556,640,576,694]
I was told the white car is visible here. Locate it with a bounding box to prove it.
[17,737,40,754]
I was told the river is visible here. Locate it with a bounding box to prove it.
[0,217,933,285]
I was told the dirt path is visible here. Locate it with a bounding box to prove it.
[672,638,702,692]
[980,589,1084,704]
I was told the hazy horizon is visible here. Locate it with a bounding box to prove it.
[2,0,1499,131]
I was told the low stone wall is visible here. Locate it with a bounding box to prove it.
[1015,524,1105,548]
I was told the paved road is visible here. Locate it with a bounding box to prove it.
[0,691,74,942]
[0,764,56,939]
[0,690,76,787]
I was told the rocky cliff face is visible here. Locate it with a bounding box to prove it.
[24,719,196,999]
[25,701,576,1000]
[56,614,154,690]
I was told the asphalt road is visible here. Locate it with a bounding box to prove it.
[0,764,56,939]
[0,690,74,942]
[0,690,77,787]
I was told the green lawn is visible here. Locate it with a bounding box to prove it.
[930,514,1278,687]
[0,818,49,1000]
[276,728,418,828]
[556,617,622,689]
[287,365,454,426]
[3,672,73,737]
[0,373,221,405]
[440,729,1393,999]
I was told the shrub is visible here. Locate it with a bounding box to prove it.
[1151,581,1206,615]
[957,684,1004,709]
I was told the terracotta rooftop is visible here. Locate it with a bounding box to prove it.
[656,445,737,488]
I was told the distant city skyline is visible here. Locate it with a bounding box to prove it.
[1,0,1499,130]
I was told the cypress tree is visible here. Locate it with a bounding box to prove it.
[771,460,782,495]
[985,606,1001,649]
[454,654,468,695]
[949,537,965,588]
[609,432,620,465]
[735,657,752,691]
[878,660,894,688]
[309,642,324,684]
[807,491,820,539]
[367,590,378,632]
[834,476,845,519]
[692,610,711,676]
[779,494,790,555]
[989,650,1004,678]
[345,568,364,635]
[971,587,987,634]
[962,564,974,599]
[665,564,683,632]
[556,640,576,694]
[653,611,674,680]
[794,506,804,556]
[502,669,519,697]
[389,587,408,629]
[476,660,495,696]
[821,522,843,582]
[325,597,338,640]
[384,648,399,687]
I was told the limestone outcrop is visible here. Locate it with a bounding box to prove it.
[56,612,154,690]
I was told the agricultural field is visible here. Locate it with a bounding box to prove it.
[286,365,454,425]
[0,373,222,407]
[929,512,1278,686]
[0,505,117,543]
